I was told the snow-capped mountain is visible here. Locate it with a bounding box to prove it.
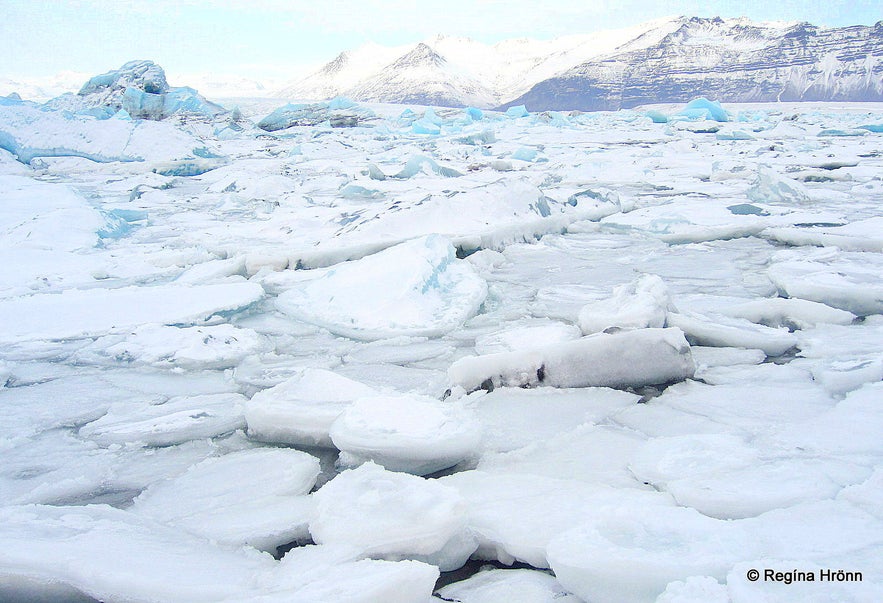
[277,16,883,110]
[508,17,883,111]
[276,18,680,107]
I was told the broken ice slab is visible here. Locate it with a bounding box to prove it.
[78,393,246,447]
[578,274,674,335]
[667,311,798,357]
[275,235,487,340]
[244,368,379,448]
[310,462,477,571]
[0,101,215,164]
[448,327,695,392]
[131,447,320,551]
[330,394,481,476]
[768,258,883,316]
[436,568,581,603]
[0,281,264,343]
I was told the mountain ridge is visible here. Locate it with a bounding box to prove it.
[276,16,883,111]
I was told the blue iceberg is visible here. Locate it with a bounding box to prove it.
[677,98,729,122]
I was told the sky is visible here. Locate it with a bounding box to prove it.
[0,0,880,85]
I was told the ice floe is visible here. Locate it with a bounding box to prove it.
[276,235,487,340]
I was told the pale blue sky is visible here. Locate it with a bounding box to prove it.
[1,0,880,81]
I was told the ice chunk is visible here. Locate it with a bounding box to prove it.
[676,98,729,122]
[0,282,264,343]
[0,102,216,163]
[310,462,476,571]
[440,470,672,568]
[747,167,809,204]
[768,259,883,316]
[263,545,439,603]
[257,103,327,130]
[839,468,883,519]
[121,85,226,120]
[78,393,246,447]
[393,155,462,178]
[817,128,867,137]
[600,198,767,243]
[578,274,674,334]
[478,423,648,488]
[505,105,529,118]
[547,506,755,603]
[721,297,856,330]
[474,320,582,355]
[437,568,581,603]
[276,235,487,340]
[257,101,373,131]
[449,328,695,392]
[245,368,379,448]
[690,346,767,371]
[131,448,319,551]
[75,324,273,369]
[767,382,883,456]
[470,386,639,453]
[660,459,851,519]
[330,394,481,475]
[763,216,883,252]
[78,59,168,96]
[645,110,668,123]
[810,356,883,396]
[1,175,107,253]
[715,129,753,140]
[465,107,484,120]
[0,504,439,602]
[656,576,728,603]
[46,60,224,121]
[630,434,760,487]
[411,119,441,135]
[667,311,797,356]
[511,147,539,162]
[0,504,276,603]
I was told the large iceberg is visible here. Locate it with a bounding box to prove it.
[45,60,226,121]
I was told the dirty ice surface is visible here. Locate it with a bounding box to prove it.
[0,93,882,603]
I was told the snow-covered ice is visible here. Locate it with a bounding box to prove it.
[330,394,481,475]
[276,235,487,340]
[244,368,379,447]
[2,88,881,601]
[310,462,476,571]
[131,447,320,551]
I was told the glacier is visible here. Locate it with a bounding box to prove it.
[0,68,881,603]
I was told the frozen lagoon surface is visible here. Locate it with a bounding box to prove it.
[0,95,882,602]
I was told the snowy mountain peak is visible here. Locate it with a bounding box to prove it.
[391,43,447,69]
[322,52,351,76]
